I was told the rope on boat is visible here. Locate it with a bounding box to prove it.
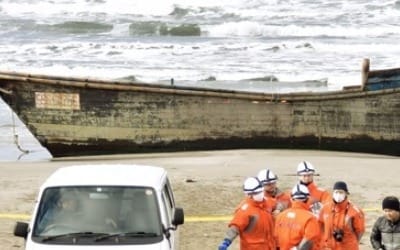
[11,111,29,154]
[0,87,12,95]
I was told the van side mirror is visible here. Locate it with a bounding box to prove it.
[164,207,184,237]
[172,207,184,227]
[14,221,29,238]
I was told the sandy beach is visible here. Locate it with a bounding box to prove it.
[0,149,399,250]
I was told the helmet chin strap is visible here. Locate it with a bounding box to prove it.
[300,180,312,186]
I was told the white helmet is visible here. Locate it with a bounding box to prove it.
[257,169,278,185]
[291,183,310,201]
[243,177,263,195]
[297,161,316,175]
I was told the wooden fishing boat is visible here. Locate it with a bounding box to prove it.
[0,59,399,157]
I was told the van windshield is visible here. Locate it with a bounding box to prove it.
[32,186,162,242]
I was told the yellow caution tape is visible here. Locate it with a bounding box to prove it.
[0,208,381,222]
[0,213,30,220]
[185,215,232,222]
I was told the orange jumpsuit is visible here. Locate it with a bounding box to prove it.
[266,189,291,249]
[274,200,321,250]
[264,196,278,214]
[306,181,331,205]
[265,187,292,210]
[319,199,365,250]
[229,197,276,250]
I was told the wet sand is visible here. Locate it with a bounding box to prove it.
[0,149,399,249]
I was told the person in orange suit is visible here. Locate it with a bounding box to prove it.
[257,168,291,216]
[275,183,321,250]
[218,177,275,250]
[297,161,331,216]
[319,181,365,250]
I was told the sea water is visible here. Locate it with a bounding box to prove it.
[1,0,399,161]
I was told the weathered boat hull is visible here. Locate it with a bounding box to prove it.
[0,60,399,157]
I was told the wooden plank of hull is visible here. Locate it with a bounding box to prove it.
[0,66,399,157]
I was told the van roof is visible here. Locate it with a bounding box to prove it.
[41,164,168,189]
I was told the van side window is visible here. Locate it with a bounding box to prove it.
[161,193,171,224]
[164,178,175,208]
[161,179,175,224]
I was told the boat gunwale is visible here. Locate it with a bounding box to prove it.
[0,70,399,103]
[368,67,400,78]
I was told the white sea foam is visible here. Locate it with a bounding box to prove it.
[0,0,174,19]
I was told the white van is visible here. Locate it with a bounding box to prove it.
[14,164,184,250]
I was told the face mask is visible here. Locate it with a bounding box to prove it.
[333,192,346,203]
[252,192,264,202]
